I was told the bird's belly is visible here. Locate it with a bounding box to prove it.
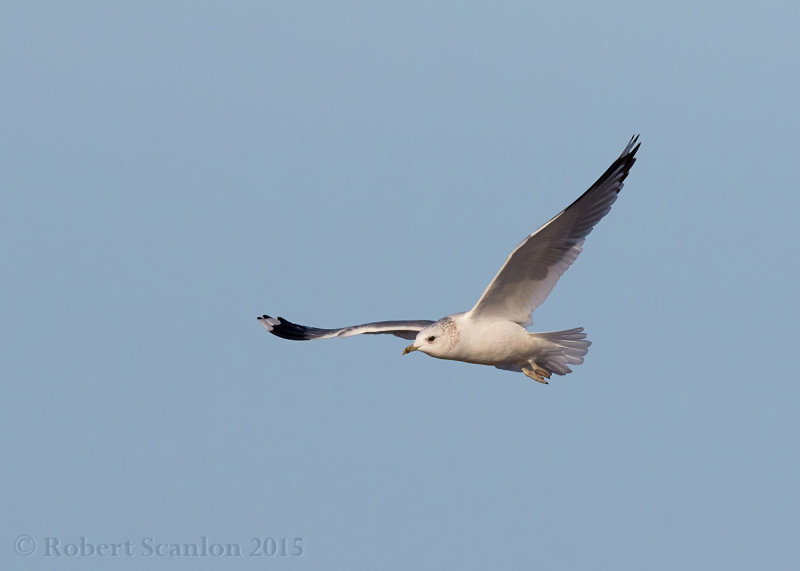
[450,321,535,365]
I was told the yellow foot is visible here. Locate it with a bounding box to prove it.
[522,365,551,384]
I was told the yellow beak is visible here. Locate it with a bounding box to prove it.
[402,344,418,355]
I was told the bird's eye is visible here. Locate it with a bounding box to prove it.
[427,335,436,343]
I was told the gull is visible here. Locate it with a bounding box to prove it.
[259,136,640,383]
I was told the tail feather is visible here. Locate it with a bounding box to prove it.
[534,327,591,376]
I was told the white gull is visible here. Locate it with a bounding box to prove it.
[259,136,640,383]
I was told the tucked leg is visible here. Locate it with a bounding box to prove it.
[522,364,552,384]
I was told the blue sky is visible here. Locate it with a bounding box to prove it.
[2,1,799,569]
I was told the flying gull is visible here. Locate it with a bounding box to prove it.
[259,136,640,383]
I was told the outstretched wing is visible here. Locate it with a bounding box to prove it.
[468,135,640,325]
[258,315,435,341]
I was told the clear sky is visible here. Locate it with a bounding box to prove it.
[2,1,799,569]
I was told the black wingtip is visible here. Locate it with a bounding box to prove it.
[625,134,641,159]
[594,134,641,195]
[257,314,321,341]
[560,136,641,215]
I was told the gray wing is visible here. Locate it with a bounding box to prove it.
[468,136,640,325]
[258,315,435,341]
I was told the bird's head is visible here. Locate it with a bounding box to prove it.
[403,317,460,358]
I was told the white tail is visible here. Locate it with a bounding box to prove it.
[534,327,591,376]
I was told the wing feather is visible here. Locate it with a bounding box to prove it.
[468,135,640,325]
[258,315,435,341]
